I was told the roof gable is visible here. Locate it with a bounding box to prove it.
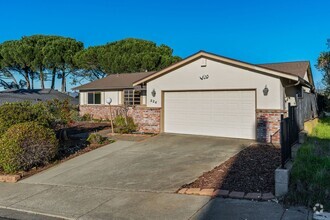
[133,51,303,86]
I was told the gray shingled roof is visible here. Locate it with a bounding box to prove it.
[0,89,79,105]
[258,61,310,78]
[73,61,311,92]
[73,72,156,91]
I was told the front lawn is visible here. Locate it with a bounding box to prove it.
[286,117,330,210]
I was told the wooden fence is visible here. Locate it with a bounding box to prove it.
[280,92,318,167]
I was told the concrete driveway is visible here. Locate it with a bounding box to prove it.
[2,133,299,220]
[22,133,250,192]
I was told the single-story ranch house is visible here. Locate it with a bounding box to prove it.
[74,51,315,143]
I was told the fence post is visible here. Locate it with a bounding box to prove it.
[280,114,285,168]
[288,103,292,145]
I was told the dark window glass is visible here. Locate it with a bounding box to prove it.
[88,93,94,104]
[94,93,101,104]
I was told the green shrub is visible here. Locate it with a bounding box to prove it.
[0,102,54,137]
[0,122,58,173]
[114,115,137,134]
[69,109,84,122]
[46,99,73,124]
[82,113,92,121]
[87,133,108,144]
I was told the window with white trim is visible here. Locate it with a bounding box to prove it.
[124,89,140,106]
[87,92,101,104]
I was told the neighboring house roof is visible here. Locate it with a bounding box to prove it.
[133,51,312,86]
[0,89,79,105]
[73,72,156,91]
[258,61,310,78]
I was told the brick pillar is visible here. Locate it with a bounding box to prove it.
[256,109,286,144]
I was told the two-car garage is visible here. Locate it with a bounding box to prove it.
[132,51,292,142]
[163,90,256,139]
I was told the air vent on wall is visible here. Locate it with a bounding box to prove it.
[201,58,207,67]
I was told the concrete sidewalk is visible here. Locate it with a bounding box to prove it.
[0,184,312,220]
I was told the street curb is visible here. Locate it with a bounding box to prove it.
[0,205,74,220]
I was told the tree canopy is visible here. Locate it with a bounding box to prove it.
[74,38,181,82]
[0,36,181,92]
[317,39,330,95]
[0,35,83,92]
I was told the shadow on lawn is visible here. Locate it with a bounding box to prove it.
[284,135,330,211]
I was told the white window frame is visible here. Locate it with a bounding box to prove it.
[87,92,101,105]
[124,89,140,106]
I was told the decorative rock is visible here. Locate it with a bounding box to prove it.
[177,188,187,194]
[185,188,201,195]
[199,189,214,196]
[244,192,261,200]
[0,175,21,183]
[229,191,245,199]
[262,192,275,200]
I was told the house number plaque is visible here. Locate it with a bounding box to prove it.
[200,74,209,80]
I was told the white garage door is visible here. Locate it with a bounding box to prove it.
[164,90,256,139]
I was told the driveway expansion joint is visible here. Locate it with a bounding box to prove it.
[5,185,55,207]
[18,182,180,195]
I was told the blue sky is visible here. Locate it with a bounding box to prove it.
[0,0,329,91]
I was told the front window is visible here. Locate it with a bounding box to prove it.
[124,89,140,106]
[87,92,101,104]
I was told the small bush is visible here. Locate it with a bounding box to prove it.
[114,115,137,134]
[46,99,73,124]
[87,133,108,144]
[0,102,54,137]
[82,113,92,121]
[0,122,58,173]
[70,109,84,122]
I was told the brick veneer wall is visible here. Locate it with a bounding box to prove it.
[79,105,161,133]
[80,105,285,143]
[256,109,287,143]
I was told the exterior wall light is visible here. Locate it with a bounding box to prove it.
[151,89,156,97]
[263,85,269,96]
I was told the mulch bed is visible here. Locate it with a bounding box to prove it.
[182,144,281,193]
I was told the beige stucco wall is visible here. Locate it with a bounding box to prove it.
[104,91,120,105]
[284,86,299,109]
[146,58,283,109]
[79,91,121,105]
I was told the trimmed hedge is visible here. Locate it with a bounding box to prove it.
[0,122,58,173]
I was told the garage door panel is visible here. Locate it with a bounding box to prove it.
[164,91,256,139]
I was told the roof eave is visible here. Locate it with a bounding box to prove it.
[133,51,299,86]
